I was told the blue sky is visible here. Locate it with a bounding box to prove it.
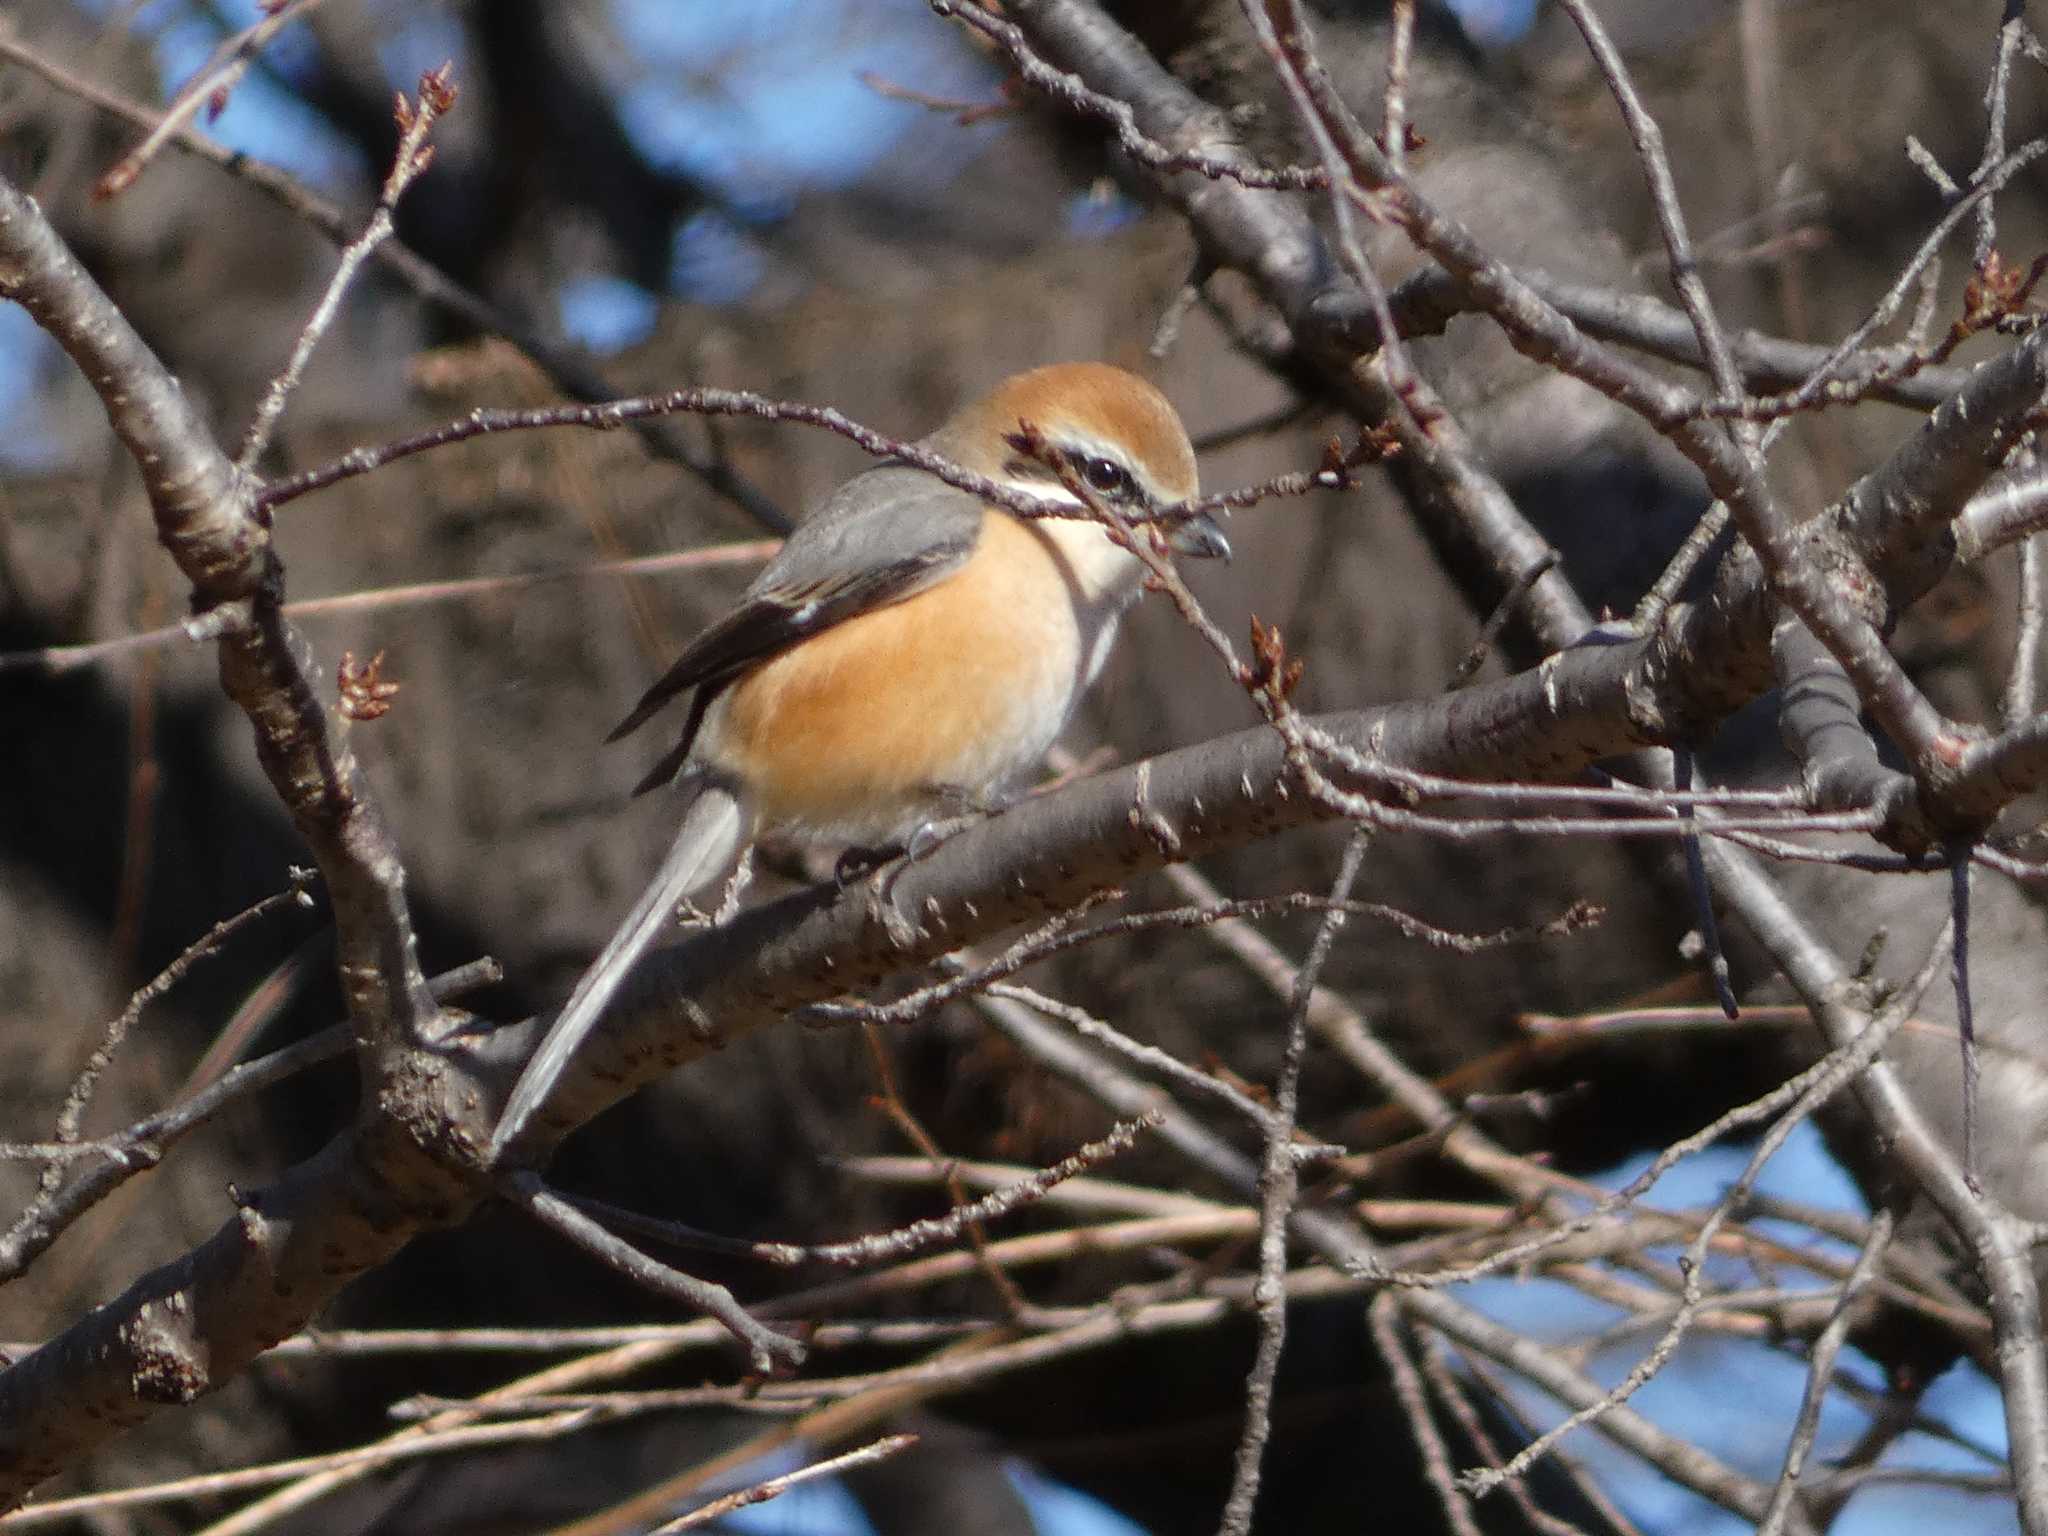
[1467,1121,2014,1535]
[0,0,1540,463]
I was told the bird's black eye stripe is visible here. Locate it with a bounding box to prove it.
[1075,452,1135,498]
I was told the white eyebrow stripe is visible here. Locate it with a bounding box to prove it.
[996,477,1088,512]
[1039,433,1171,506]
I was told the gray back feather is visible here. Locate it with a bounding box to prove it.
[746,463,984,597]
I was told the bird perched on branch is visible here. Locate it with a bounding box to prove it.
[491,362,1229,1155]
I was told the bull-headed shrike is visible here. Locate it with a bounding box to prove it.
[491,363,1227,1155]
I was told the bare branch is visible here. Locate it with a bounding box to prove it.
[568,1111,1161,1269]
[1755,1210,1896,1536]
[0,173,441,1062]
[498,1173,804,1374]
[93,0,331,200]
[1218,830,1368,1533]
[236,64,458,469]
[1705,842,2048,1531]
[651,1435,919,1533]
[0,958,495,1286]
[0,542,779,679]
[0,29,791,533]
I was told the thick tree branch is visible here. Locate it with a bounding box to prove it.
[1377,265,1975,412]
[0,174,439,1062]
[0,172,470,1500]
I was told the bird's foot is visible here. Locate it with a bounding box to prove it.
[834,842,903,888]
[713,846,755,922]
[902,810,984,864]
[865,812,986,946]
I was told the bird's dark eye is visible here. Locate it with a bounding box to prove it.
[1080,455,1134,497]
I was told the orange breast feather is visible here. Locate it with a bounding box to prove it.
[708,512,1083,836]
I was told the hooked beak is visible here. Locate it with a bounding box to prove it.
[1167,510,1232,562]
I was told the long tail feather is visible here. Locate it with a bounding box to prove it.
[492,782,750,1156]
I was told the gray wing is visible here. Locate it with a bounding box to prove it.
[610,465,984,793]
[747,461,987,596]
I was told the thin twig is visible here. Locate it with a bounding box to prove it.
[804,890,1592,1035]
[1673,747,1739,1018]
[1755,1210,1895,1536]
[1951,850,1981,1192]
[1216,829,1369,1534]
[651,1434,919,1533]
[1450,1349,1653,1536]
[59,871,315,1148]
[569,1111,1160,1270]
[1633,502,1730,630]
[1416,1333,1593,1536]
[988,984,1289,1137]
[0,29,791,532]
[0,957,493,1284]
[1973,3,2030,267]
[93,0,331,199]
[237,64,455,469]
[933,0,1329,191]
[2006,532,2047,724]
[1447,551,1558,689]
[1459,926,1945,1497]
[856,1022,1033,1318]
[4,871,317,1276]
[500,1172,804,1373]
[1371,926,1945,1295]
[1380,0,1417,175]
[0,541,780,679]
[1374,1294,1483,1536]
[1706,839,2048,1530]
[0,1411,597,1528]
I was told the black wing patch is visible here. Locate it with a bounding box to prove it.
[613,545,968,796]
